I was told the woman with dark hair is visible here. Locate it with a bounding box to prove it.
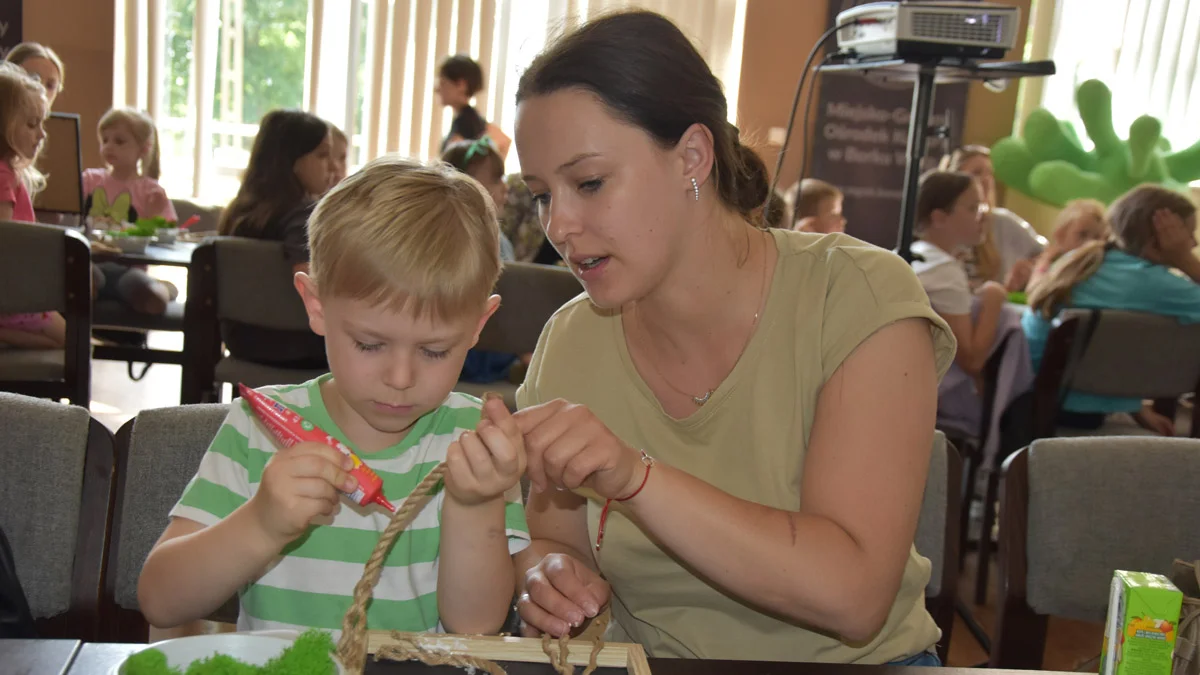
[219,109,332,368]
[511,10,955,666]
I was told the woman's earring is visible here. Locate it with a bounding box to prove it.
[691,177,700,202]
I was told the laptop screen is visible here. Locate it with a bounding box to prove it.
[32,112,85,215]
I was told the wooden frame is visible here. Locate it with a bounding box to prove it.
[990,448,1048,669]
[365,632,652,674]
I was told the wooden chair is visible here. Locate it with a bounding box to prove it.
[103,403,233,641]
[1032,309,1200,439]
[0,221,92,406]
[0,393,115,640]
[457,262,583,408]
[180,238,325,404]
[914,432,962,664]
[992,436,1200,668]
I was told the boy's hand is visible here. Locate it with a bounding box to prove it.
[445,395,527,506]
[248,441,356,547]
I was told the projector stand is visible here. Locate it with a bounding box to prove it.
[818,57,1055,263]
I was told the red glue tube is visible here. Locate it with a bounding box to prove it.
[238,383,397,512]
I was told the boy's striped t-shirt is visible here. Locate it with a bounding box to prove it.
[169,375,530,635]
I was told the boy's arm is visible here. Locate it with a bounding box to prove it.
[437,495,517,634]
[137,510,287,628]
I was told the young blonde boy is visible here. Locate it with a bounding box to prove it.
[139,157,529,636]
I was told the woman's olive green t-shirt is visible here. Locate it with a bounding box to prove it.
[516,229,956,663]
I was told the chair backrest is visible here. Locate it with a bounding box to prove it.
[0,393,114,639]
[210,237,311,330]
[33,113,85,215]
[993,436,1200,668]
[1058,309,1200,398]
[476,262,583,354]
[0,221,93,405]
[105,404,230,640]
[914,432,961,663]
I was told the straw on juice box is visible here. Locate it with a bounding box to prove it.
[238,383,396,512]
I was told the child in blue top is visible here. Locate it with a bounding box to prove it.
[1023,185,1200,432]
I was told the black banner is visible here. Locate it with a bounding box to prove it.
[0,1,20,59]
[810,0,969,248]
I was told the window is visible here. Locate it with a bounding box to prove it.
[117,0,747,204]
[1041,0,1200,152]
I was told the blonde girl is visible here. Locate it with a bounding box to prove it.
[1027,199,1110,290]
[6,42,64,109]
[1023,185,1200,434]
[84,107,176,223]
[0,63,64,348]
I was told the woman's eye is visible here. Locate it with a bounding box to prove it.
[354,341,383,353]
[579,178,603,194]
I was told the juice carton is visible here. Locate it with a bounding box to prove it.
[1100,570,1183,675]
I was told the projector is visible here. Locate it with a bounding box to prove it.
[835,1,1021,60]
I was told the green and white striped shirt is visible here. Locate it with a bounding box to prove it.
[170,375,530,635]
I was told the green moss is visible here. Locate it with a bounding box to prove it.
[124,648,181,675]
[122,630,335,675]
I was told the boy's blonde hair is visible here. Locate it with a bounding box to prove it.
[99,107,161,179]
[308,156,501,320]
[1029,186,1195,318]
[791,178,842,222]
[0,62,47,195]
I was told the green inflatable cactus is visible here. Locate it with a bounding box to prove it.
[991,79,1200,207]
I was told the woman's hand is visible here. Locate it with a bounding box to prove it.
[518,553,611,637]
[514,399,643,499]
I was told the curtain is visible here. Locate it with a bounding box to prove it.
[1041,0,1200,148]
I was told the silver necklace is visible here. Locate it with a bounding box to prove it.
[640,232,769,407]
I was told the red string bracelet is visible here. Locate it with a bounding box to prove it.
[595,450,656,552]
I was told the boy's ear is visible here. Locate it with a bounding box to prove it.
[469,294,502,347]
[294,272,329,337]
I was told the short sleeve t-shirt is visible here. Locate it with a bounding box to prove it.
[170,375,530,635]
[0,161,35,222]
[1022,249,1200,413]
[911,240,972,315]
[516,229,956,663]
[82,169,178,222]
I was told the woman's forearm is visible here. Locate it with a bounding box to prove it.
[621,463,893,642]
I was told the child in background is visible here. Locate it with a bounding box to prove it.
[941,145,1045,291]
[442,137,522,384]
[0,63,65,349]
[1024,185,1200,434]
[789,178,846,234]
[330,125,349,188]
[138,156,529,636]
[436,55,511,158]
[83,108,177,317]
[911,171,1007,376]
[1027,199,1110,291]
[218,109,333,368]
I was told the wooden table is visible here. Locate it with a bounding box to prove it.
[57,642,1048,674]
[92,241,198,268]
[0,638,81,675]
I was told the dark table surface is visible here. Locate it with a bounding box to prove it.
[0,639,81,675]
[49,641,1053,675]
[92,241,198,267]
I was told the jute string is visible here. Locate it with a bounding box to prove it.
[336,459,613,675]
